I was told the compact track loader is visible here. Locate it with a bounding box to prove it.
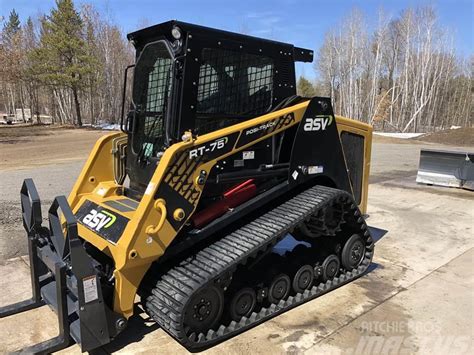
[0,21,374,353]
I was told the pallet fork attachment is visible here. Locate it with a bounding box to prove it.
[0,179,125,354]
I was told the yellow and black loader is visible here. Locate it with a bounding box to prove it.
[0,21,374,353]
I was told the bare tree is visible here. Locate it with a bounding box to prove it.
[316,5,472,132]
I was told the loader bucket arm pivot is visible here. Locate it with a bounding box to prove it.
[0,179,125,354]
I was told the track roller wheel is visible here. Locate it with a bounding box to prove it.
[268,274,291,303]
[341,234,365,270]
[229,287,256,321]
[322,254,340,281]
[184,285,224,333]
[292,265,314,293]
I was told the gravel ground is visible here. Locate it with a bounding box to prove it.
[0,125,105,260]
[0,162,84,260]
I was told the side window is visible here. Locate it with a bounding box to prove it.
[132,41,173,154]
[196,48,274,134]
[146,57,172,112]
[340,132,365,204]
[197,64,218,104]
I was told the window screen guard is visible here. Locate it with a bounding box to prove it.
[341,132,365,204]
[196,48,274,134]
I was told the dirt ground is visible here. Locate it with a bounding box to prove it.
[0,124,107,170]
[0,124,473,354]
[1,124,471,171]
[372,127,474,147]
[414,127,474,147]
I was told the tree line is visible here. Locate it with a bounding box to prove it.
[0,0,133,126]
[297,7,472,132]
[1,2,472,131]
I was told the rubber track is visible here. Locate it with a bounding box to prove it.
[143,185,374,349]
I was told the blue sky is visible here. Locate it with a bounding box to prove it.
[1,0,473,79]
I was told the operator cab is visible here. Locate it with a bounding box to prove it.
[125,21,313,193]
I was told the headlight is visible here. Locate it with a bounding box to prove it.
[171,26,182,40]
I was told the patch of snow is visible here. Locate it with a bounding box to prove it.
[450,125,461,130]
[101,124,121,130]
[374,132,424,139]
[93,123,120,131]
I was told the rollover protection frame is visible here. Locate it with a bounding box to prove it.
[0,179,126,354]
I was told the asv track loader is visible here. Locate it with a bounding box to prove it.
[0,21,374,353]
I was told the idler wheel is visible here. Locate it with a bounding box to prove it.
[341,234,365,270]
[184,285,224,332]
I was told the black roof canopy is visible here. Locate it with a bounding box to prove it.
[127,20,313,63]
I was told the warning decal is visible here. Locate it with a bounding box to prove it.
[83,275,99,303]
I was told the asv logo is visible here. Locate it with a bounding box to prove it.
[303,115,333,131]
[82,209,116,231]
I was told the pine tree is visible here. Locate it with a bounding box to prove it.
[31,0,96,126]
[2,9,20,47]
[81,5,102,125]
[297,76,316,97]
[23,17,41,123]
[0,9,24,118]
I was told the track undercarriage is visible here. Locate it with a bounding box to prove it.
[141,185,374,350]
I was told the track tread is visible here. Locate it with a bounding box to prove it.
[142,185,374,350]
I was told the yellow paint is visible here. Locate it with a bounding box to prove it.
[67,101,373,318]
[173,208,185,221]
[335,115,373,214]
[145,199,167,237]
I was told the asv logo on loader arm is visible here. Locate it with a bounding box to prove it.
[82,209,116,232]
[303,115,333,131]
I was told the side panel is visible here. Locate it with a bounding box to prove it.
[68,132,125,208]
[288,99,372,213]
[288,97,352,193]
[154,107,303,232]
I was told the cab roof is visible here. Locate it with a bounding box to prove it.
[127,20,313,63]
